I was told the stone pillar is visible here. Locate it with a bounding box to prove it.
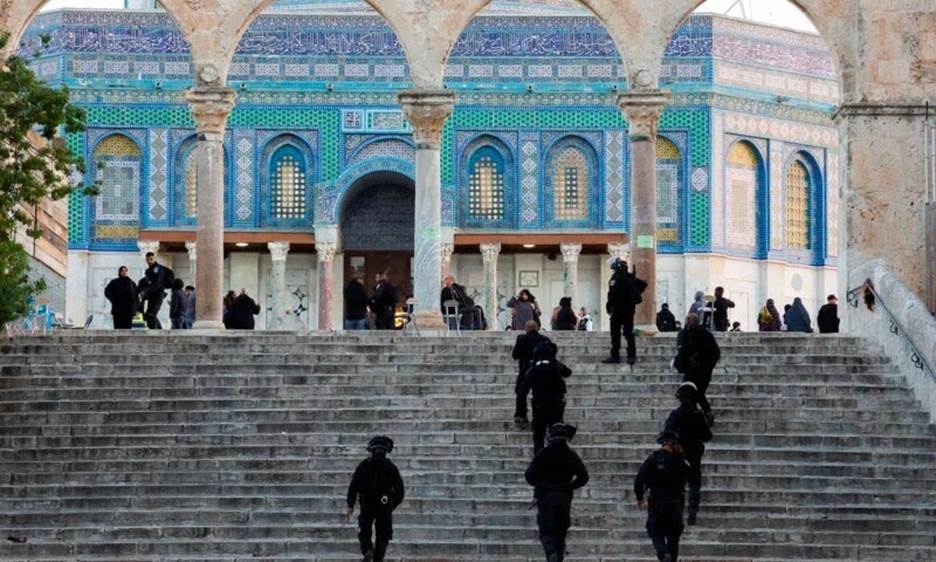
[316,242,337,331]
[560,243,582,306]
[399,90,456,329]
[618,91,669,329]
[137,241,160,279]
[441,243,455,280]
[268,242,290,330]
[184,86,236,330]
[480,243,501,330]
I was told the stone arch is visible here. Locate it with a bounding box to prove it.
[259,134,315,227]
[318,157,415,226]
[724,139,768,256]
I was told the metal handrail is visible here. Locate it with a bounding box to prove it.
[847,279,936,382]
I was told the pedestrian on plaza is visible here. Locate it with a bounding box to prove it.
[602,258,646,366]
[576,307,593,332]
[440,274,483,330]
[656,303,678,333]
[757,299,782,332]
[519,341,572,453]
[525,422,589,562]
[169,278,186,330]
[663,382,713,526]
[507,289,541,331]
[344,276,370,331]
[370,271,397,330]
[229,289,261,330]
[673,313,720,423]
[551,297,577,331]
[783,297,813,333]
[141,251,173,330]
[729,322,742,332]
[688,291,705,317]
[104,265,137,330]
[222,290,237,330]
[183,285,196,329]
[634,430,691,562]
[512,320,551,426]
[817,294,840,334]
[346,435,405,562]
[712,287,735,332]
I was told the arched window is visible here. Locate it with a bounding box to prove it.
[656,136,681,243]
[175,138,231,226]
[553,146,589,221]
[270,145,307,220]
[92,134,142,242]
[467,146,506,222]
[785,160,811,250]
[726,141,760,251]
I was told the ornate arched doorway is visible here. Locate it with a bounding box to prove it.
[340,171,416,303]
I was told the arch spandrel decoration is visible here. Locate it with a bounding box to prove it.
[458,135,515,229]
[725,140,763,254]
[259,133,316,227]
[90,133,144,247]
[316,157,415,226]
[544,135,600,229]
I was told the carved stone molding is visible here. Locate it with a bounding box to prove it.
[480,243,502,263]
[184,241,197,262]
[441,242,455,263]
[560,243,582,263]
[617,91,670,140]
[138,240,160,257]
[398,90,456,149]
[607,243,630,261]
[315,242,337,263]
[268,241,291,262]
[184,87,237,138]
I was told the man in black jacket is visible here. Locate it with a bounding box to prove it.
[511,320,551,426]
[142,252,173,329]
[525,423,589,562]
[674,313,720,421]
[104,266,137,329]
[440,274,482,330]
[229,289,261,330]
[603,258,647,366]
[169,278,186,329]
[370,271,397,330]
[635,431,691,562]
[346,436,405,562]
[663,382,713,525]
[712,287,735,332]
[817,294,840,333]
[344,276,369,330]
[519,342,572,453]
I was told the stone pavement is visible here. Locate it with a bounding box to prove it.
[0,332,934,561]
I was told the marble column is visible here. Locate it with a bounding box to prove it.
[441,243,455,280]
[137,241,160,279]
[268,242,290,330]
[560,243,582,306]
[618,91,669,329]
[316,242,337,331]
[399,90,456,329]
[184,242,197,281]
[184,86,236,330]
[480,243,501,331]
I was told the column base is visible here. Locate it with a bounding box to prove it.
[412,310,446,331]
[192,320,226,330]
[634,324,659,336]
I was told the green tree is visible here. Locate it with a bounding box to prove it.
[0,32,91,330]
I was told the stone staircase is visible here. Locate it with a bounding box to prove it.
[0,332,934,561]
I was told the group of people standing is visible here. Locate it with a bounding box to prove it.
[104,252,195,330]
[758,294,840,333]
[343,271,399,330]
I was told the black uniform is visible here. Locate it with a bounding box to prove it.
[664,402,713,521]
[606,268,646,365]
[674,326,720,416]
[104,276,137,329]
[142,262,172,329]
[370,280,397,330]
[525,436,589,562]
[519,344,572,453]
[344,280,370,322]
[347,454,405,562]
[511,330,551,421]
[634,448,690,562]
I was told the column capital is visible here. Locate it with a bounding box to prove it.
[315,242,337,263]
[184,86,237,138]
[184,241,197,258]
[268,241,291,262]
[617,91,670,140]
[480,243,502,263]
[138,240,160,256]
[398,89,456,149]
[560,243,582,263]
[607,243,630,261]
[441,242,455,263]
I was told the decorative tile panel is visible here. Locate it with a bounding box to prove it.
[348,138,415,167]
[770,142,785,250]
[147,128,168,224]
[604,131,625,225]
[234,129,255,223]
[519,131,540,227]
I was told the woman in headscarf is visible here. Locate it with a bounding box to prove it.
[507,289,541,331]
[551,297,577,331]
[757,299,782,332]
[688,291,705,317]
[783,297,813,333]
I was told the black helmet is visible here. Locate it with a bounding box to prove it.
[366,435,394,455]
[547,423,577,442]
[675,382,698,401]
[656,430,680,445]
[608,257,628,271]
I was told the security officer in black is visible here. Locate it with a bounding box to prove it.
[634,431,691,562]
[518,342,572,453]
[663,382,713,525]
[602,257,647,366]
[346,436,405,562]
[525,423,590,562]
